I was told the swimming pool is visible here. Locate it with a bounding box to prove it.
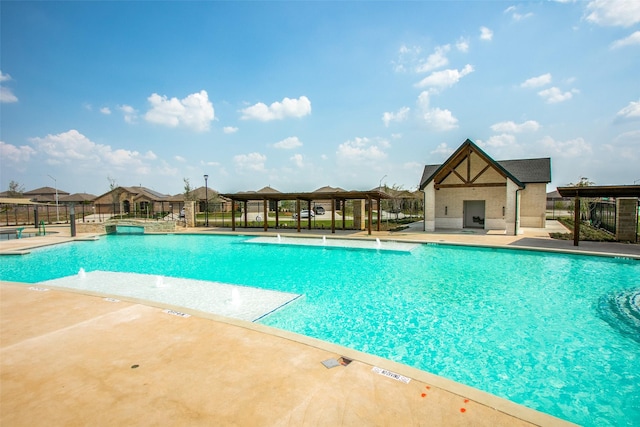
[1,234,638,427]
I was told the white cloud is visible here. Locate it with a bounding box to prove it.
[233,152,267,172]
[119,105,138,124]
[422,108,458,131]
[0,72,17,103]
[540,136,592,157]
[145,90,215,131]
[585,0,640,27]
[480,26,493,41]
[0,141,36,163]
[143,151,157,160]
[415,64,474,90]
[416,45,451,73]
[392,45,421,72]
[290,153,304,168]
[336,137,388,165]
[416,91,458,131]
[431,143,453,157]
[616,99,640,120]
[504,5,534,21]
[538,87,578,103]
[520,73,552,88]
[490,120,540,133]
[480,134,518,148]
[175,155,187,162]
[273,136,303,149]
[100,107,111,115]
[0,87,18,103]
[382,107,410,127]
[240,96,311,121]
[29,129,151,171]
[223,126,238,134]
[611,30,640,49]
[456,37,469,53]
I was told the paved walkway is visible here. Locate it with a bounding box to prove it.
[3,220,635,426]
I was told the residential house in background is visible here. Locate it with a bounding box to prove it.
[93,186,173,217]
[24,186,70,203]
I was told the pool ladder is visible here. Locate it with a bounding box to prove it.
[37,220,46,236]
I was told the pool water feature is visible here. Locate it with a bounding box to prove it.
[1,234,638,427]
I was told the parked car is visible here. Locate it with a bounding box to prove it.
[293,210,314,219]
[313,206,325,215]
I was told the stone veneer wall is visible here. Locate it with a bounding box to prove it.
[616,198,639,242]
[352,200,366,230]
[76,220,177,234]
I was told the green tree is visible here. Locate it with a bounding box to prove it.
[7,180,25,197]
[566,177,596,220]
[183,178,196,201]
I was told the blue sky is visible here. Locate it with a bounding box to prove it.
[1,1,639,196]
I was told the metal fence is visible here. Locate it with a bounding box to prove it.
[1,204,74,226]
[199,199,424,230]
[2,196,426,231]
[589,201,616,234]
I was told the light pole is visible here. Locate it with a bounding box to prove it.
[379,174,387,192]
[47,174,59,222]
[204,174,209,227]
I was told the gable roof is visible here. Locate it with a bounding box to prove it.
[24,186,70,196]
[497,158,551,183]
[94,186,169,202]
[419,139,551,190]
[59,193,97,203]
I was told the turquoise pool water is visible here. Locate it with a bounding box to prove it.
[1,234,638,427]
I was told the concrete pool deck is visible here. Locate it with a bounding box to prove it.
[2,221,637,426]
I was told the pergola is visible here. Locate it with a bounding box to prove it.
[556,185,640,246]
[219,190,390,235]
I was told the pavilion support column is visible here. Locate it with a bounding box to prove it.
[616,198,639,242]
[231,200,236,231]
[263,199,268,232]
[367,195,373,235]
[341,200,346,230]
[331,198,336,234]
[376,197,381,232]
[573,196,580,246]
[274,199,279,228]
[307,200,312,230]
[296,199,301,233]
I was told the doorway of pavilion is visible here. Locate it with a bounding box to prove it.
[464,200,485,228]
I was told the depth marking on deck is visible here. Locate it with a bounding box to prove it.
[372,366,411,383]
[28,286,49,292]
[163,309,191,318]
